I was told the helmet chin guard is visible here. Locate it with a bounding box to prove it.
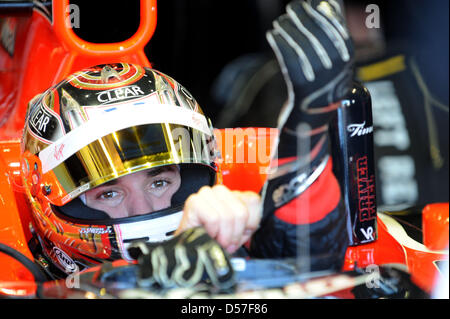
[21,63,219,273]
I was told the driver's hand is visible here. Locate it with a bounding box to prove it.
[176,185,261,254]
[128,227,235,290]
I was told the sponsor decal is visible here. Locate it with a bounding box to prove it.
[69,63,145,90]
[28,102,64,143]
[79,227,112,235]
[96,85,145,104]
[360,226,375,241]
[191,113,205,128]
[30,107,52,134]
[356,156,376,221]
[53,143,65,161]
[53,247,78,273]
[347,121,374,137]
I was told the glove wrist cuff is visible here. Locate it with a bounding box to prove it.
[262,154,330,218]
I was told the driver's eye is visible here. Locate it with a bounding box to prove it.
[99,191,118,200]
[151,180,169,189]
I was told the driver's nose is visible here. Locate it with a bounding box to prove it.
[126,190,171,217]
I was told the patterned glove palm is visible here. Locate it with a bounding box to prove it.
[128,227,235,291]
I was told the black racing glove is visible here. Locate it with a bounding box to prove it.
[268,0,354,130]
[127,227,235,291]
[261,0,355,219]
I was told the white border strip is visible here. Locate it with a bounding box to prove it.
[39,102,211,173]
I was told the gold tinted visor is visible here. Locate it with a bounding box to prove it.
[48,123,216,205]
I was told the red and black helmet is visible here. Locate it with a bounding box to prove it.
[21,63,219,274]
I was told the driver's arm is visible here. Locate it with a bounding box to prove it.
[249,0,353,272]
[177,0,354,272]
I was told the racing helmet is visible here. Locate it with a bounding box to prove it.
[21,63,219,274]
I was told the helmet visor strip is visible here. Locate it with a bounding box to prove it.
[44,122,216,206]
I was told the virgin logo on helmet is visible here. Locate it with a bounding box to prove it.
[96,85,145,104]
[53,143,64,161]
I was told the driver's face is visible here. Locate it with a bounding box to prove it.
[84,165,181,219]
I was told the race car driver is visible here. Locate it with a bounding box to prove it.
[20,0,354,286]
